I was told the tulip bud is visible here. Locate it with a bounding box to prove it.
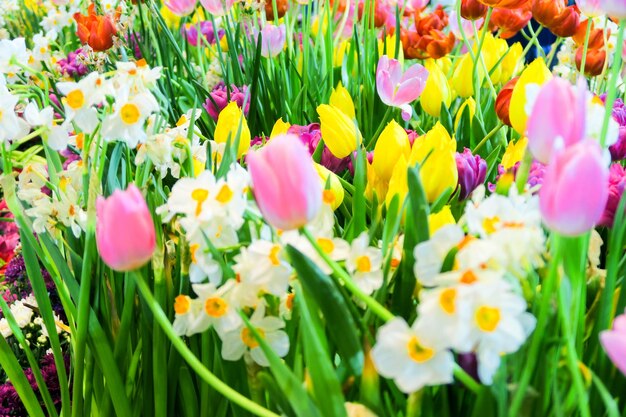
[549,6,580,38]
[455,98,476,130]
[455,148,487,200]
[499,42,523,83]
[495,77,518,126]
[329,83,356,119]
[385,155,409,209]
[214,101,251,158]
[255,23,286,58]
[96,185,156,271]
[317,104,362,158]
[420,60,452,117]
[373,120,411,181]
[575,47,606,77]
[539,140,609,236]
[451,54,481,98]
[461,0,488,20]
[509,58,552,135]
[247,134,322,230]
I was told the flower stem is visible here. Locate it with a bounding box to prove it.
[579,18,593,77]
[131,272,281,417]
[600,19,626,148]
[472,122,504,154]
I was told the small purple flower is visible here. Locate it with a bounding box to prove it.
[56,48,88,78]
[599,163,626,228]
[203,83,249,122]
[455,148,487,200]
[182,21,224,47]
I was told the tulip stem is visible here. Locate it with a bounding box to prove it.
[472,122,503,154]
[579,18,593,77]
[300,228,394,322]
[600,19,626,148]
[131,272,281,417]
[366,107,393,149]
[453,364,481,394]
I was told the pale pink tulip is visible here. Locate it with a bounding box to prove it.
[598,0,626,18]
[247,134,322,230]
[526,77,587,164]
[600,310,626,376]
[575,0,605,16]
[376,55,429,121]
[199,0,235,16]
[164,0,197,16]
[539,140,609,236]
[96,184,156,271]
[254,23,286,58]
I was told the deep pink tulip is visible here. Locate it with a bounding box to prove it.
[527,77,587,164]
[247,134,322,230]
[254,23,286,58]
[164,0,197,16]
[539,140,609,236]
[600,310,626,376]
[598,0,626,17]
[96,184,156,271]
[376,55,429,121]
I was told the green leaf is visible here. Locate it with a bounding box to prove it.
[439,102,454,133]
[240,313,322,417]
[286,245,364,375]
[295,282,348,417]
[351,148,367,239]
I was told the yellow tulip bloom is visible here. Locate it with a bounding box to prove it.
[214,102,251,158]
[509,58,552,135]
[428,205,455,235]
[455,98,476,130]
[421,59,452,117]
[314,163,345,210]
[373,120,411,181]
[329,83,356,119]
[317,104,362,158]
[270,118,291,138]
[385,155,409,209]
[501,137,528,170]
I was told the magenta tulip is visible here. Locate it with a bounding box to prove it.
[376,55,429,121]
[247,134,322,230]
[526,77,587,164]
[539,140,609,236]
[96,184,156,271]
[600,310,626,376]
[164,0,197,16]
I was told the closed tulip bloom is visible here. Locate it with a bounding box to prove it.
[599,163,626,228]
[214,101,251,158]
[526,78,587,164]
[597,0,626,18]
[329,83,356,119]
[164,0,197,16]
[317,104,362,158]
[409,123,458,202]
[96,185,156,271]
[200,0,235,16]
[600,310,626,376]
[385,155,409,209]
[373,120,411,181]
[575,47,606,77]
[247,134,322,230]
[495,77,518,126]
[455,98,476,130]
[376,55,429,121]
[576,0,604,16]
[461,0,488,20]
[73,4,117,52]
[452,54,481,98]
[455,148,487,200]
[509,58,552,135]
[539,140,609,236]
[255,23,286,58]
[420,60,452,118]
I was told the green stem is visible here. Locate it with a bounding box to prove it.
[515,150,532,194]
[472,122,504,154]
[600,19,626,148]
[131,272,281,417]
[579,19,593,77]
[366,106,393,149]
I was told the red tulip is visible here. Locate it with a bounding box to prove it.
[74,4,117,52]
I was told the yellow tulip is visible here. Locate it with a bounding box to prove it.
[160,6,180,28]
[421,59,452,117]
[373,120,411,181]
[428,205,455,235]
[385,155,409,209]
[451,54,482,98]
[329,82,356,119]
[455,97,476,130]
[501,137,528,170]
[409,122,458,203]
[499,41,523,83]
[378,34,404,64]
[214,101,251,158]
[314,163,345,210]
[509,58,552,135]
[478,33,503,83]
[365,161,389,203]
[317,104,362,158]
[270,118,291,138]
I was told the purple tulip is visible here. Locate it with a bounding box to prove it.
[56,48,88,78]
[455,148,487,200]
[203,83,249,122]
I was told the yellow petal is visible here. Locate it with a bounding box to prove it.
[509,58,552,135]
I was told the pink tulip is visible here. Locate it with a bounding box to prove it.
[376,55,429,121]
[539,139,609,236]
[96,184,156,271]
[600,310,626,376]
[575,0,604,16]
[164,0,197,16]
[254,23,286,58]
[199,0,235,16]
[247,134,322,230]
[526,77,587,164]
[597,0,626,18]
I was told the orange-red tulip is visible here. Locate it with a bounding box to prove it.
[575,46,606,76]
[478,0,531,9]
[461,0,488,20]
[489,6,533,39]
[495,77,519,127]
[74,4,117,52]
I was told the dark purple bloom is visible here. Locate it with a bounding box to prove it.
[599,163,626,228]
[600,95,626,161]
[126,33,143,60]
[203,83,249,122]
[455,148,487,200]
[182,21,224,47]
[56,48,88,78]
